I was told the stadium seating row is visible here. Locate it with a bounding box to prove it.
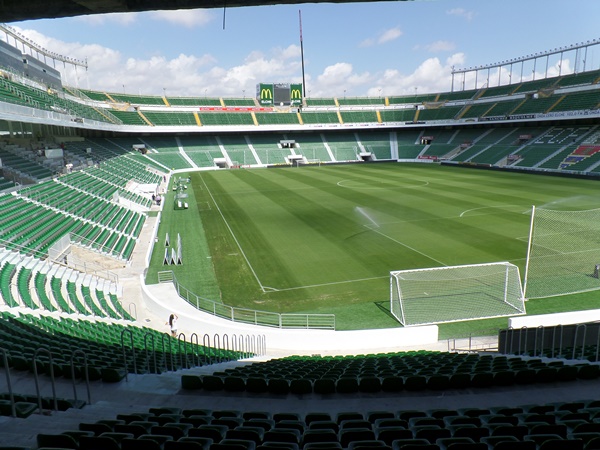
[11,67,592,130]
[85,125,600,175]
[181,352,600,394]
[34,400,600,450]
[0,312,248,384]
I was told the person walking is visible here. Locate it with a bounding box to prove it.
[167,313,178,337]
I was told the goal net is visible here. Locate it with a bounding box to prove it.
[390,262,525,326]
[524,206,600,299]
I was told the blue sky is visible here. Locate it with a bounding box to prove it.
[8,0,600,98]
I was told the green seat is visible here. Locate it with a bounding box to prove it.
[0,399,37,418]
[380,376,403,392]
[357,377,381,393]
[313,378,336,395]
[181,375,203,390]
[202,375,224,391]
[267,378,290,395]
[289,378,312,395]
[245,377,268,393]
[223,376,246,392]
[336,377,359,394]
[37,433,78,450]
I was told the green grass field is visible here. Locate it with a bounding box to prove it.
[146,163,600,335]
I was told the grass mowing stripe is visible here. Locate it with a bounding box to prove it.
[223,169,377,286]
[145,172,221,302]
[200,172,267,292]
[280,165,529,267]
[252,167,449,275]
[197,171,297,304]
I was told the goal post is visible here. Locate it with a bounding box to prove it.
[390,262,526,326]
[523,206,600,299]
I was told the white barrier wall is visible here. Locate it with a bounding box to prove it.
[509,309,600,328]
[140,278,439,354]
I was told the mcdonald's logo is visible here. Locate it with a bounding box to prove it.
[260,88,273,99]
[290,89,302,99]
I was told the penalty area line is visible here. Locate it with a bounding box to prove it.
[263,275,389,293]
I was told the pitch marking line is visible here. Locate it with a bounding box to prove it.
[234,224,446,292]
[262,275,389,293]
[459,205,531,218]
[365,224,447,267]
[337,179,430,189]
[202,176,406,294]
[200,175,268,293]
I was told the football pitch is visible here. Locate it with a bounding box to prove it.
[146,163,600,335]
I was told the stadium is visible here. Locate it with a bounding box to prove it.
[0,0,600,449]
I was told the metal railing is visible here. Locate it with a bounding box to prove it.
[125,330,267,380]
[0,348,16,417]
[498,322,600,361]
[158,270,336,330]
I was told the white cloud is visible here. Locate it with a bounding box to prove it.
[11,28,475,99]
[424,40,456,52]
[359,38,375,48]
[72,9,213,28]
[378,27,402,44]
[11,28,302,97]
[75,12,139,26]
[148,9,214,28]
[447,8,476,21]
[446,53,466,68]
[310,62,372,97]
[359,26,402,47]
[364,53,469,96]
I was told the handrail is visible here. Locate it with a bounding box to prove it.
[0,348,16,418]
[222,334,230,362]
[121,329,136,382]
[177,333,188,370]
[69,349,91,407]
[161,333,174,372]
[213,334,221,363]
[144,332,157,374]
[190,333,201,367]
[501,322,600,360]
[246,334,254,355]
[259,334,267,356]
[534,325,544,357]
[517,326,527,355]
[573,323,587,360]
[505,327,515,354]
[231,333,238,355]
[238,334,245,358]
[127,302,137,321]
[596,325,600,363]
[203,334,211,365]
[33,348,58,413]
[551,325,559,358]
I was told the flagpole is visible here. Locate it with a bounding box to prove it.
[299,9,306,104]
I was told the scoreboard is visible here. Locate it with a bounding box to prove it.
[256,83,303,107]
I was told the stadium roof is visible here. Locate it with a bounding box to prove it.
[2,0,415,23]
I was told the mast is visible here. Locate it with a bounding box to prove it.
[299,10,306,103]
